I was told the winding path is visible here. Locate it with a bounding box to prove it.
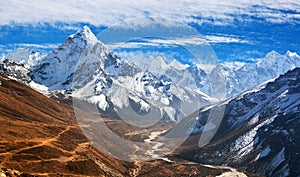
[144,130,173,163]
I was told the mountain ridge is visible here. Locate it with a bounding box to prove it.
[176,67,300,177]
[2,26,300,101]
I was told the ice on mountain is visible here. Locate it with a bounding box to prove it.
[248,114,260,126]
[270,148,286,173]
[255,146,271,161]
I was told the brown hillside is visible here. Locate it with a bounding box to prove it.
[0,74,131,176]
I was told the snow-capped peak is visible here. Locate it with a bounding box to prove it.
[264,50,281,58]
[31,26,112,90]
[257,50,300,69]
[286,50,300,58]
[169,59,189,70]
[69,25,99,46]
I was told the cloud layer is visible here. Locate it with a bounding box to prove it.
[106,35,250,50]
[1,0,300,26]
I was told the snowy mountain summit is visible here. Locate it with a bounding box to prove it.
[210,50,300,98]
[31,26,110,90]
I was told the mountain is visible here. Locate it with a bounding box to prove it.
[26,26,216,123]
[176,67,300,177]
[30,26,108,90]
[131,57,212,94]
[211,50,300,98]
[4,48,44,69]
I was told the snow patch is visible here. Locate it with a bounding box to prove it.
[216,171,247,177]
[232,115,276,159]
[270,147,286,171]
[28,81,49,95]
[88,94,109,111]
[255,146,271,161]
[202,165,247,177]
[248,114,259,126]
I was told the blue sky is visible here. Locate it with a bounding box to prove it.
[1,0,300,63]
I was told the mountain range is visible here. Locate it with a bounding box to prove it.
[130,49,300,99]
[2,26,300,120]
[1,26,300,177]
[2,26,217,123]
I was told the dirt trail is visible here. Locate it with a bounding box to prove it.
[0,125,77,164]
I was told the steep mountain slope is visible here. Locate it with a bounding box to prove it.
[0,59,32,83]
[176,67,300,177]
[30,25,142,91]
[0,74,131,176]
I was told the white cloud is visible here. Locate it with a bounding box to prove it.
[146,37,207,45]
[1,0,300,27]
[203,35,250,44]
[106,37,207,50]
[106,35,250,50]
[107,42,160,50]
[12,43,58,49]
